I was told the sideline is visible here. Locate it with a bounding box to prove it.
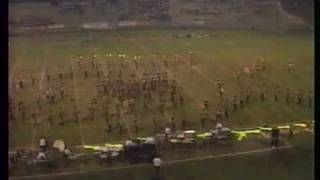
[9,120,313,152]
[9,145,291,179]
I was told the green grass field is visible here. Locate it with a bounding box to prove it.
[51,148,314,180]
[9,29,314,150]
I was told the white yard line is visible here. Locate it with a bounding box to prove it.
[97,56,134,139]
[9,145,292,180]
[158,61,217,119]
[30,128,37,151]
[31,46,49,150]
[90,40,134,138]
[69,53,85,146]
[120,110,133,139]
[9,48,17,149]
[191,66,216,86]
[136,44,215,119]
[9,41,20,96]
[126,58,143,78]
[189,64,303,145]
[9,63,17,96]
[38,55,47,93]
[9,43,24,147]
[125,57,173,124]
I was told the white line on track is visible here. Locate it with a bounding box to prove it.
[9,145,292,180]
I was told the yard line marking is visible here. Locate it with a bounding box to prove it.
[158,60,217,120]
[191,66,216,86]
[190,63,307,136]
[9,44,18,149]
[8,43,21,148]
[9,145,292,179]
[191,61,256,124]
[31,46,49,150]
[120,110,133,139]
[135,44,214,119]
[97,57,134,139]
[94,49,133,138]
[69,50,85,146]
[9,62,17,96]
[9,41,21,96]
[116,51,173,124]
[90,40,134,138]
[31,128,37,151]
[125,57,143,78]
[124,55,173,125]
[38,54,47,93]
[9,43,31,147]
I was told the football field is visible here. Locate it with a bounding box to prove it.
[9,29,314,150]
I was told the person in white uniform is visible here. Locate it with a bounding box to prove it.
[153,156,162,174]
